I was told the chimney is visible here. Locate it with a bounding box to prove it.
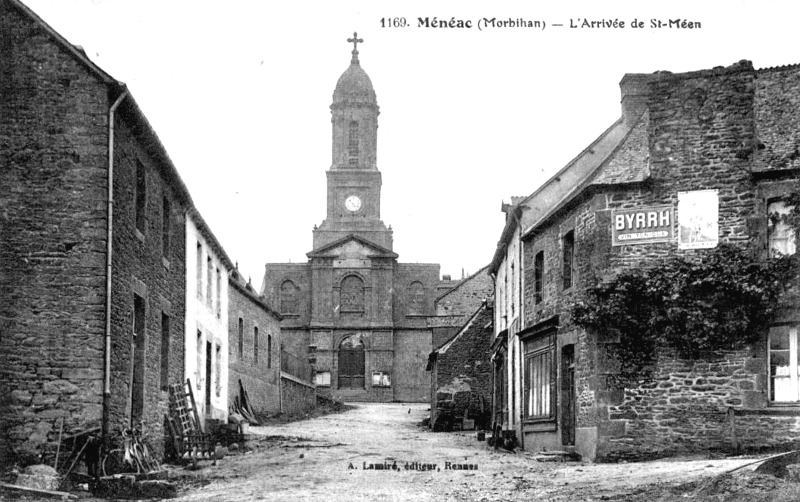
[619,73,650,126]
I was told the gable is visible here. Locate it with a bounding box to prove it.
[307,233,398,259]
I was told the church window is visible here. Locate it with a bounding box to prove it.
[237,317,244,359]
[280,280,298,314]
[768,200,796,257]
[408,281,425,315]
[340,275,365,312]
[348,120,359,166]
[254,326,259,365]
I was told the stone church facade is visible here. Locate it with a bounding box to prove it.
[261,37,446,403]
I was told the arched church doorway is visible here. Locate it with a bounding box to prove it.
[338,336,365,389]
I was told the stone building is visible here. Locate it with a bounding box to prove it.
[0,0,198,462]
[427,266,494,431]
[186,211,233,425]
[493,60,800,461]
[228,268,282,417]
[260,36,447,403]
[428,266,493,350]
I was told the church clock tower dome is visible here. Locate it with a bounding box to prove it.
[314,32,392,251]
[330,32,379,171]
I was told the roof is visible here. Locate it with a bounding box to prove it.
[490,109,644,267]
[229,269,282,321]
[10,0,237,272]
[307,233,398,259]
[332,47,377,106]
[7,0,117,86]
[520,111,648,240]
[188,207,235,271]
[434,264,492,304]
[426,302,491,370]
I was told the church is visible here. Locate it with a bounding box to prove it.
[260,34,451,402]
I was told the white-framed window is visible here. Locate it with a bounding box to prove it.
[769,324,800,403]
[371,372,391,387]
[315,371,331,387]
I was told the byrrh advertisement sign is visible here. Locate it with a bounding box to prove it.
[611,206,674,246]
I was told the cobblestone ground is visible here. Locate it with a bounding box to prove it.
[170,403,796,502]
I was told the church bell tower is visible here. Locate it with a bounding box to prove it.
[312,33,393,251]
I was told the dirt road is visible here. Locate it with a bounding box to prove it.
[172,403,792,501]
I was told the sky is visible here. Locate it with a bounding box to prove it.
[21,0,800,289]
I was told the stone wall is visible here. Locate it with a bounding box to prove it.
[431,305,493,431]
[0,0,188,463]
[1,2,109,464]
[280,375,316,416]
[393,330,432,403]
[228,277,282,417]
[107,103,188,459]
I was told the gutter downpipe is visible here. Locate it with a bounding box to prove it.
[103,88,129,445]
[278,339,284,414]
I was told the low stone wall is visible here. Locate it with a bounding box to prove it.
[280,374,316,417]
[593,349,800,461]
[597,350,770,461]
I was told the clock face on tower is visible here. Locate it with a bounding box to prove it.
[345,195,362,212]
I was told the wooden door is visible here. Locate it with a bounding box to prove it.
[338,339,365,389]
[561,345,576,446]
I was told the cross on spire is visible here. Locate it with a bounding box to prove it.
[347,32,363,64]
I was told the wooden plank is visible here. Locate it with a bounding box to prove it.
[0,482,77,500]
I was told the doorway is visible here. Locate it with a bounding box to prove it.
[205,341,212,416]
[561,345,576,446]
[131,294,146,426]
[338,336,365,389]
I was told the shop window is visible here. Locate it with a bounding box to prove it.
[524,333,555,420]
